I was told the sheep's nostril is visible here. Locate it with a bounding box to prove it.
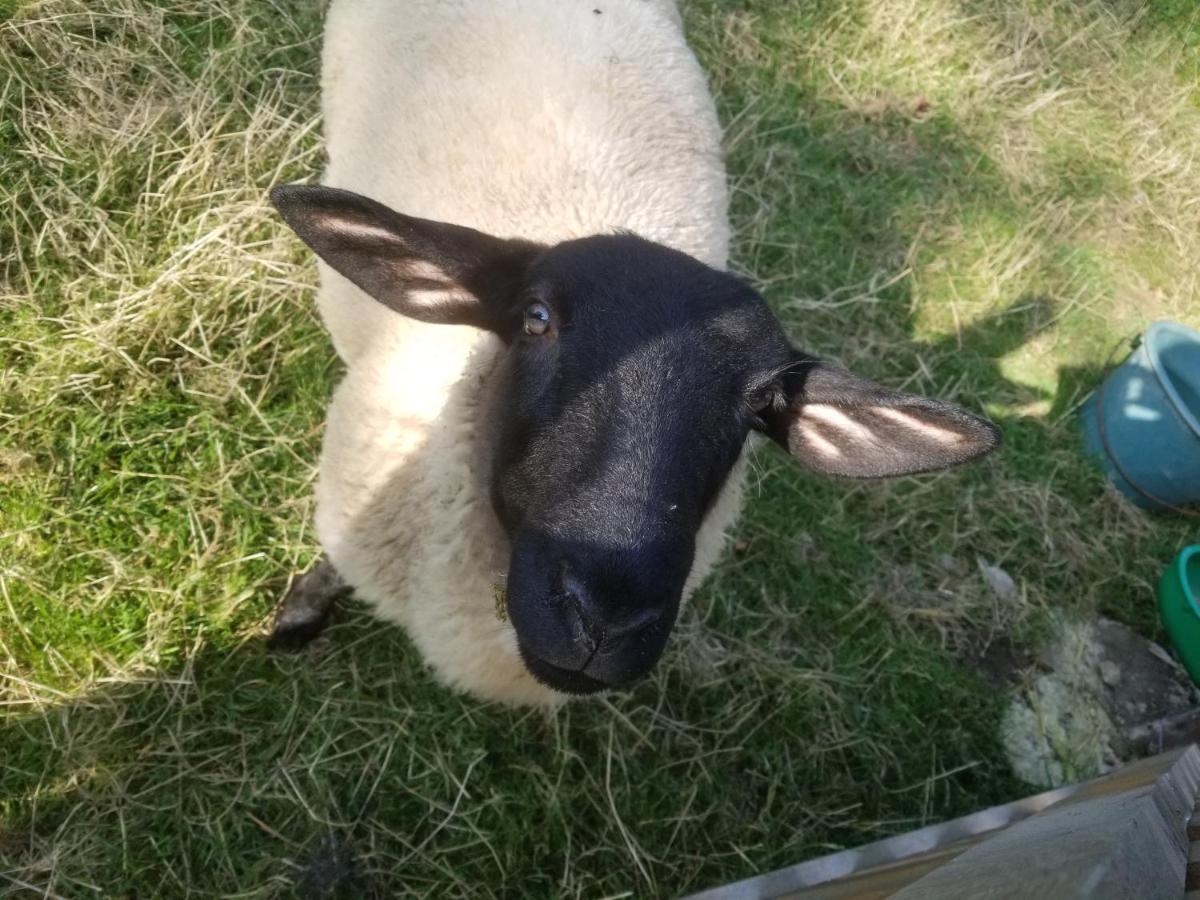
[556,559,662,646]
[557,560,600,652]
[557,558,582,600]
[568,595,600,653]
[604,607,661,639]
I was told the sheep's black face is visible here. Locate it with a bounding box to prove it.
[484,236,790,692]
[271,185,1002,697]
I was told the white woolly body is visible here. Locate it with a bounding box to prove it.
[314,0,747,705]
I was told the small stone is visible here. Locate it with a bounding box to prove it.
[936,554,967,577]
[297,832,360,899]
[1099,660,1121,686]
[977,557,1018,602]
[1147,641,1184,672]
[794,532,818,562]
[733,539,750,554]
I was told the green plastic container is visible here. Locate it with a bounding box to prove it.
[1159,545,1200,686]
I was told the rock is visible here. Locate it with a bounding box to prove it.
[297,832,360,899]
[794,532,824,564]
[1002,616,1200,788]
[977,557,1018,602]
[1002,676,1117,788]
[1090,619,1196,730]
[936,554,968,578]
[1099,660,1121,687]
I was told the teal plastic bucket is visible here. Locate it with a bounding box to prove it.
[1079,321,1200,512]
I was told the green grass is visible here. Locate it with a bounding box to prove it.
[2,0,1198,895]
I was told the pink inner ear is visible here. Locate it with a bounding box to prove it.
[393,259,455,283]
[795,403,973,454]
[404,286,477,312]
[872,406,971,445]
[802,404,878,444]
[328,219,407,243]
[793,419,843,460]
[380,258,477,312]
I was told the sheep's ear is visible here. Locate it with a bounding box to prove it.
[760,356,1001,478]
[270,184,542,331]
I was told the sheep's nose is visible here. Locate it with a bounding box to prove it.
[505,531,684,689]
[557,560,663,655]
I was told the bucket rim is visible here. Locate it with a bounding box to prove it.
[1145,320,1200,439]
[1177,545,1200,619]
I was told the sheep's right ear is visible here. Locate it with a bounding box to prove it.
[270,184,543,332]
[760,356,1001,478]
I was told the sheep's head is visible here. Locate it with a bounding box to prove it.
[271,185,1001,696]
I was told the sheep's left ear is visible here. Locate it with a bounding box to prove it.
[270,184,543,332]
[760,356,1001,478]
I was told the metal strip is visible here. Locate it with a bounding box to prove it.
[683,785,1080,900]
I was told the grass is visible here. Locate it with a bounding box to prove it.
[1,0,1198,895]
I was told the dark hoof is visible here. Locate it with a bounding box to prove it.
[268,606,333,651]
[268,558,351,651]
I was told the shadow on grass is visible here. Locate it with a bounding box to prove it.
[2,618,551,897]
[3,590,1032,899]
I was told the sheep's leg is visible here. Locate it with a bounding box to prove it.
[268,557,352,650]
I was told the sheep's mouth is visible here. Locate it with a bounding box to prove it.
[517,643,610,695]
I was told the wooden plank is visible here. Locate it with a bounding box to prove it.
[1187,790,1200,895]
[890,745,1200,899]
[776,835,986,900]
[684,787,1077,900]
[687,747,1200,900]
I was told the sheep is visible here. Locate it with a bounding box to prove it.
[269,0,1001,707]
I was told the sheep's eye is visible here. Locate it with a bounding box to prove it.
[748,385,779,414]
[747,384,781,429]
[523,302,552,336]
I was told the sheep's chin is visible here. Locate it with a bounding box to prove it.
[517,643,611,696]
